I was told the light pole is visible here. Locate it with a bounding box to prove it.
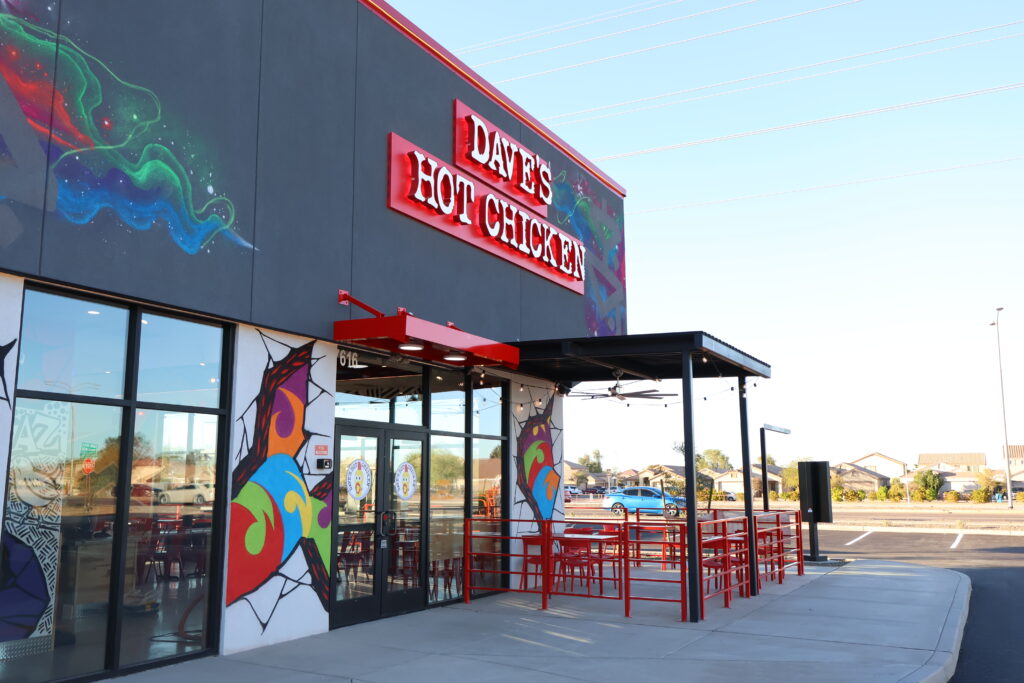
[760,424,790,511]
[991,307,1013,509]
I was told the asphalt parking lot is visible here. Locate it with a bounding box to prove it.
[814,528,1024,682]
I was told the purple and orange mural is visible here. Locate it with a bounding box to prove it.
[0,6,247,253]
[510,385,563,535]
[225,328,336,651]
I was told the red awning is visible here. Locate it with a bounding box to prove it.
[333,291,519,369]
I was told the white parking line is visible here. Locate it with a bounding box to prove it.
[950,533,964,549]
[845,531,873,546]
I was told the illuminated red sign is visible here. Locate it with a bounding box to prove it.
[453,100,551,217]
[387,127,585,294]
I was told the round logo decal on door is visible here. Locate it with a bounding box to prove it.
[393,461,417,501]
[346,459,372,501]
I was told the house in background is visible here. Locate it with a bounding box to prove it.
[1006,446,1024,471]
[849,452,907,480]
[615,469,641,487]
[713,464,783,495]
[831,462,889,493]
[638,464,687,488]
[918,453,987,472]
[564,460,588,486]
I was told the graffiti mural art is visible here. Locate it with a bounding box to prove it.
[552,170,626,336]
[0,6,248,253]
[225,328,335,649]
[510,386,563,538]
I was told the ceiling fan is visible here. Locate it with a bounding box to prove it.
[568,370,677,401]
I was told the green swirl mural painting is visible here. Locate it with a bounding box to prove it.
[0,7,247,253]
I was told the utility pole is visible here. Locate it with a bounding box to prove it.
[991,307,1013,509]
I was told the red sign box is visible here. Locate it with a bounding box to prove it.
[453,100,550,217]
[82,458,95,475]
[388,132,584,294]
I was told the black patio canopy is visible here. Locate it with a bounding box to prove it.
[510,331,771,622]
[513,331,770,383]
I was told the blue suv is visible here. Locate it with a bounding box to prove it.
[602,486,685,516]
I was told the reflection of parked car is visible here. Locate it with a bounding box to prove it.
[130,484,159,502]
[564,488,572,503]
[602,486,685,516]
[156,483,213,505]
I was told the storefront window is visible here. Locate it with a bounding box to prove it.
[430,370,465,433]
[335,354,422,425]
[17,289,128,399]
[428,436,464,603]
[119,410,218,666]
[470,376,502,436]
[471,438,503,590]
[0,290,226,679]
[0,399,121,681]
[137,314,223,408]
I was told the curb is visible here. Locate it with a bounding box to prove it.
[898,570,972,683]
[822,524,1023,536]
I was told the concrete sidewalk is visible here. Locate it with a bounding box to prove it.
[122,559,970,683]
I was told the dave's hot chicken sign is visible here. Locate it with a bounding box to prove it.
[388,100,585,294]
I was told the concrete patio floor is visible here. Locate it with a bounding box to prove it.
[121,559,969,683]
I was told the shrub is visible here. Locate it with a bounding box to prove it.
[970,488,990,503]
[735,492,745,501]
[877,485,888,500]
[831,486,844,501]
[866,490,877,501]
[1017,491,1024,503]
[911,489,927,502]
[782,490,800,501]
[888,482,906,502]
[944,490,960,503]
[842,489,860,502]
[768,490,779,502]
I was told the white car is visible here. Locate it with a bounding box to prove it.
[565,485,581,496]
[155,483,214,505]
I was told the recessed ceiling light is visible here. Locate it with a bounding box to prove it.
[398,343,424,352]
[443,353,468,362]
[349,363,368,369]
[86,310,100,315]
[141,319,149,325]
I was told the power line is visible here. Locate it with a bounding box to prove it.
[472,0,760,68]
[555,31,1024,126]
[632,156,1024,214]
[543,19,1024,123]
[494,0,865,85]
[455,0,688,55]
[596,82,1024,161]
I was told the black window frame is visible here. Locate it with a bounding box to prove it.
[6,283,233,679]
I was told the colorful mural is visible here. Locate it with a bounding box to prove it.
[0,7,247,253]
[552,170,627,336]
[510,385,563,537]
[225,328,335,651]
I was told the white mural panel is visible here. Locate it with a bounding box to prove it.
[222,326,336,654]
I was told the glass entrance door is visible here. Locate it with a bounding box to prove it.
[331,426,425,627]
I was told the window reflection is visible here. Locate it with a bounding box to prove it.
[471,376,502,436]
[336,435,377,602]
[428,436,464,603]
[17,290,128,399]
[137,314,223,408]
[120,410,218,667]
[0,399,120,681]
[430,370,465,433]
[471,439,503,590]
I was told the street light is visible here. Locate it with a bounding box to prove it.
[760,424,790,511]
[990,307,1013,510]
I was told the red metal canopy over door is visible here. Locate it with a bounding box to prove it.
[333,291,519,369]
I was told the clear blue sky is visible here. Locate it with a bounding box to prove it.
[388,0,1023,471]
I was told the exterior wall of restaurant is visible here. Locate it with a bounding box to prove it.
[223,326,337,653]
[0,273,22,525]
[0,1,626,344]
[0,0,616,672]
[507,381,564,574]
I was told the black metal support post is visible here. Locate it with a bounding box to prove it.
[737,376,758,597]
[759,427,769,512]
[807,517,821,561]
[681,352,701,623]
